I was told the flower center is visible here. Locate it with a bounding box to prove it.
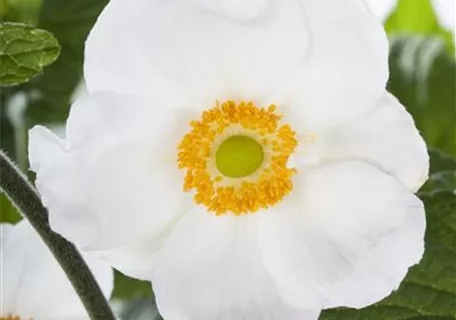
[215,135,264,178]
[177,100,297,215]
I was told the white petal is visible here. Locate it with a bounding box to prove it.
[85,0,309,106]
[85,3,188,107]
[432,0,456,30]
[83,140,186,250]
[280,0,389,129]
[29,92,193,250]
[259,161,425,309]
[152,208,320,320]
[178,0,272,21]
[1,223,23,314]
[94,210,186,280]
[320,199,425,308]
[364,0,396,21]
[2,221,113,319]
[28,126,99,248]
[94,240,158,281]
[0,222,14,240]
[312,92,429,191]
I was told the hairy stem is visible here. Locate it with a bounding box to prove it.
[0,151,116,320]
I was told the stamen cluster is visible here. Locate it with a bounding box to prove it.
[178,100,298,215]
[1,315,23,320]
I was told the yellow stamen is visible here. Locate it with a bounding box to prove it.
[1,315,27,320]
[177,100,298,215]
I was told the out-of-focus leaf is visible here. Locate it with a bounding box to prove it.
[0,0,42,24]
[0,90,16,156]
[385,0,454,54]
[320,190,456,320]
[24,0,108,124]
[0,0,20,22]
[421,148,456,193]
[388,36,456,155]
[423,171,456,193]
[0,22,60,86]
[0,122,16,168]
[0,193,21,223]
[428,148,456,174]
[112,271,153,300]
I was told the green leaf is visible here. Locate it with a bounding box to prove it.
[0,0,21,22]
[421,149,456,194]
[111,272,158,319]
[0,193,21,223]
[320,190,456,320]
[423,171,456,194]
[388,36,456,155]
[386,0,438,32]
[0,92,16,157]
[428,148,456,174]
[385,0,454,54]
[0,0,43,24]
[24,0,108,124]
[0,22,60,86]
[112,271,153,300]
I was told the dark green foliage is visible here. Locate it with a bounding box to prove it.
[385,0,454,54]
[113,271,153,300]
[25,0,108,124]
[388,36,456,155]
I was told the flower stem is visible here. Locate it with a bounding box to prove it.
[0,151,116,320]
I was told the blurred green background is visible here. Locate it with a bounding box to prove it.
[0,0,455,319]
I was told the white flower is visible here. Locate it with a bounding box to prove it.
[28,0,429,319]
[1,220,113,320]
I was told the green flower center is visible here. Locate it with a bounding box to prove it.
[215,135,264,178]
